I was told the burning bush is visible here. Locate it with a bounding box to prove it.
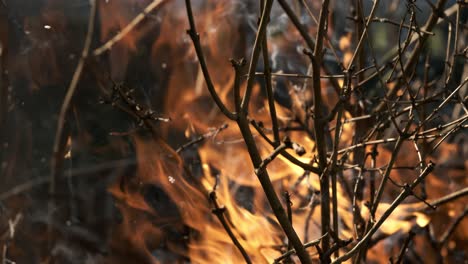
[0,0,467,263]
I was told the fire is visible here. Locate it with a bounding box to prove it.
[109,134,284,263]
[1,0,466,263]
[103,1,450,263]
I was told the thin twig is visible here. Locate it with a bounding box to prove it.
[93,0,168,56]
[273,233,328,264]
[370,17,435,35]
[49,1,97,247]
[277,0,316,51]
[261,26,280,145]
[254,72,346,79]
[374,0,449,113]
[240,0,274,111]
[332,162,435,263]
[250,120,320,174]
[50,0,97,192]
[176,124,228,153]
[428,187,468,208]
[185,1,311,263]
[438,207,468,246]
[209,191,252,264]
[394,231,415,264]
[237,113,312,264]
[371,117,413,216]
[346,0,380,70]
[284,191,293,252]
[184,0,236,120]
[302,0,331,253]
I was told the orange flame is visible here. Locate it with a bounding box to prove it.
[103,1,463,263]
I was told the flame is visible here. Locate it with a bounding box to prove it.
[108,135,285,263]
[339,32,353,68]
[0,0,464,263]
[103,1,463,263]
[360,203,430,235]
[64,136,72,159]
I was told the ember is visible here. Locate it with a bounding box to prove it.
[0,0,467,263]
